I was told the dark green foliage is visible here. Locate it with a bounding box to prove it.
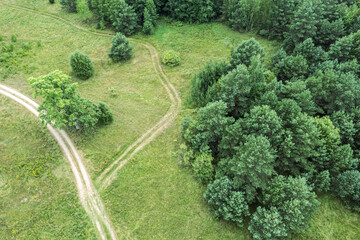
[261,176,319,235]
[219,59,267,118]
[316,19,346,49]
[293,38,328,73]
[108,33,134,62]
[204,177,250,227]
[192,101,234,153]
[165,0,217,23]
[230,38,264,68]
[277,112,321,175]
[333,170,360,212]
[328,34,354,62]
[96,102,114,125]
[60,0,77,12]
[272,55,308,81]
[110,0,138,36]
[228,0,261,32]
[70,51,94,80]
[190,60,230,107]
[313,170,331,193]
[249,207,287,240]
[288,0,318,44]
[143,9,155,34]
[331,111,357,147]
[49,0,55,4]
[192,153,214,183]
[161,50,180,67]
[266,0,301,39]
[242,105,283,148]
[217,135,276,203]
[306,69,360,114]
[280,80,316,115]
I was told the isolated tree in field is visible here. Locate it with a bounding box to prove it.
[70,51,94,80]
[230,38,264,68]
[29,70,99,130]
[109,33,134,62]
[110,0,138,36]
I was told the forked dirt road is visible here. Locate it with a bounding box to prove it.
[0,2,182,239]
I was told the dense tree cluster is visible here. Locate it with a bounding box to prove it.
[60,0,360,39]
[184,27,360,237]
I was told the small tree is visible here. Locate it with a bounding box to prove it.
[29,70,98,131]
[108,33,134,62]
[70,51,94,80]
[77,0,92,22]
[161,50,180,67]
[96,102,114,125]
[230,38,264,68]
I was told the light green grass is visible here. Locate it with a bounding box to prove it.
[1,1,360,239]
[0,96,96,239]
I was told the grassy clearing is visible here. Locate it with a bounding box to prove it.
[0,96,96,239]
[0,5,170,177]
[1,1,360,239]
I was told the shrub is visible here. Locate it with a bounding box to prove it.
[96,102,113,125]
[49,0,55,4]
[108,33,134,62]
[161,50,180,67]
[192,153,214,184]
[60,0,77,12]
[333,170,360,212]
[230,38,264,68]
[249,207,287,240]
[204,177,250,227]
[70,51,94,80]
[11,34,17,42]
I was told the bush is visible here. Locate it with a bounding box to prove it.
[249,207,287,240]
[70,51,94,80]
[230,38,264,68]
[60,0,77,12]
[96,102,113,125]
[333,170,360,212]
[192,153,214,184]
[11,34,17,42]
[49,0,55,4]
[161,50,180,67]
[108,33,134,62]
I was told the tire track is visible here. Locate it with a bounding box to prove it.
[1,1,182,238]
[0,84,119,240]
[0,2,181,191]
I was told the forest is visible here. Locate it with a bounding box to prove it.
[1,0,360,239]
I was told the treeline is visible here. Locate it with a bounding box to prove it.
[60,0,360,41]
[181,1,360,239]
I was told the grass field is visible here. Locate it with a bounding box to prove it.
[1,0,360,239]
[0,96,96,239]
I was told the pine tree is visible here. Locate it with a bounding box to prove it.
[288,1,319,44]
[110,0,138,36]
